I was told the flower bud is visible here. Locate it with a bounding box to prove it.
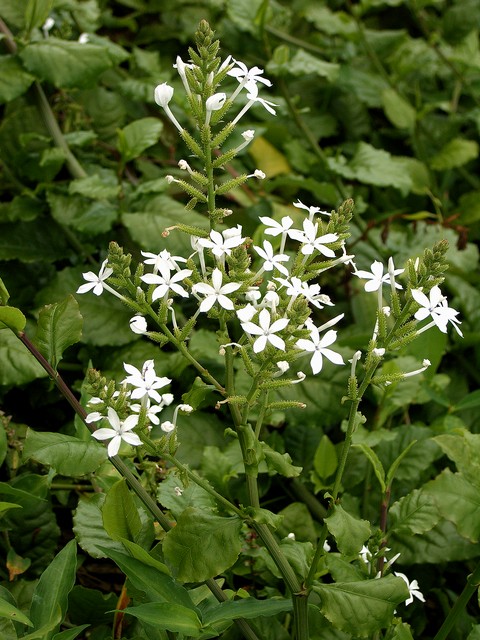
[206,93,227,112]
[154,83,174,108]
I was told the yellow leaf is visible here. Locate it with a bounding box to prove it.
[249,137,291,177]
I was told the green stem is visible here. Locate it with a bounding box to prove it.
[433,560,480,640]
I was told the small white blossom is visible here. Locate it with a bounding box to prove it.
[394,572,425,606]
[296,327,344,375]
[91,407,142,457]
[160,420,175,433]
[130,315,148,335]
[192,268,241,312]
[289,219,338,257]
[123,361,171,404]
[78,33,90,44]
[174,486,184,496]
[228,60,272,89]
[355,260,403,293]
[77,259,113,296]
[293,200,331,220]
[241,308,289,353]
[199,229,245,259]
[205,92,227,124]
[154,82,174,108]
[142,249,186,273]
[141,265,192,301]
[411,286,462,336]
[236,303,257,323]
[253,240,290,276]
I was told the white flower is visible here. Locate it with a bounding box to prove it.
[236,303,257,323]
[289,219,338,257]
[411,286,463,336]
[154,83,174,107]
[253,240,290,276]
[199,229,245,258]
[91,407,142,457]
[77,259,113,296]
[248,169,266,179]
[206,93,226,112]
[394,572,425,606]
[122,361,171,404]
[85,411,103,423]
[293,200,331,220]
[141,265,192,301]
[355,260,403,292]
[130,315,148,335]
[296,327,344,375]
[228,60,272,88]
[174,486,184,496]
[160,420,175,433]
[222,225,243,240]
[301,282,334,309]
[78,33,90,44]
[173,56,194,95]
[242,129,255,141]
[230,82,278,126]
[241,308,289,353]
[192,268,241,312]
[142,249,186,273]
[260,215,294,237]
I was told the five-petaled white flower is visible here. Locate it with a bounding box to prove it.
[141,265,192,301]
[241,308,289,353]
[394,572,426,606]
[411,286,462,336]
[289,219,338,257]
[228,60,272,88]
[296,327,344,375]
[142,249,186,273]
[355,260,403,292]
[192,268,241,312]
[77,259,113,296]
[199,229,245,258]
[91,407,142,457]
[123,361,171,404]
[253,240,290,276]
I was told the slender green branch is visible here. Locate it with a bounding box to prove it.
[433,560,480,640]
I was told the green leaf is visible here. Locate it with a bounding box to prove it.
[117,117,163,163]
[202,597,293,626]
[452,390,480,413]
[122,603,202,636]
[23,429,107,476]
[385,440,418,488]
[0,218,69,262]
[33,296,82,369]
[268,48,340,83]
[29,539,77,640]
[163,507,243,582]
[312,575,409,637]
[0,306,26,332]
[388,489,439,536]
[244,507,283,530]
[313,435,338,481]
[20,39,115,89]
[261,442,302,477]
[0,502,23,520]
[48,191,118,234]
[157,473,216,519]
[103,548,196,609]
[120,539,170,576]
[181,377,216,410]
[52,625,90,640]
[0,276,9,305]
[0,56,35,103]
[0,329,47,386]
[381,88,416,129]
[102,479,142,543]
[68,175,121,200]
[25,0,53,32]
[73,494,124,559]
[433,430,480,485]
[430,138,479,170]
[353,443,386,493]
[325,504,371,556]
[426,469,480,542]
[0,595,32,626]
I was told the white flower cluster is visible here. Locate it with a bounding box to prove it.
[85,359,191,456]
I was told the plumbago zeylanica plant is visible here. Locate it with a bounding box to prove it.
[0,20,471,640]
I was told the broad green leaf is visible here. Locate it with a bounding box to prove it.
[0,56,35,103]
[452,390,480,413]
[0,306,26,332]
[68,175,121,200]
[426,469,480,542]
[314,435,338,481]
[0,276,9,305]
[181,377,216,410]
[390,622,414,639]
[52,625,90,640]
[0,219,69,262]
[261,443,302,477]
[163,507,243,582]
[382,88,416,129]
[244,507,284,531]
[325,504,371,556]
[102,479,142,542]
[433,430,480,486]
[157,473,216,518]
[261,538,313,581]
[33,296,82,369]
[29,539,77,640]
[102,548,196,609]
[120,539,170,575]
[277,503,317,544]
[268,48,340,83]
[353,443,386,493]
[0,595,32,626]
[203,597,293,626]
[430,138,479,170]
[23,429,107,476]
[117,118,163,163]
[0,502,23,519]
[312,575,409,637]
[20,39,115,88]
[73,494,125,558]
[388,489,439,536]
[48,191,118,235]
[25,0,53,32]
[0,329,47,386]
[20,610,62,640]
[122,603,202,636]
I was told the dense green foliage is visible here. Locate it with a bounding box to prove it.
[1,1,480,639]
